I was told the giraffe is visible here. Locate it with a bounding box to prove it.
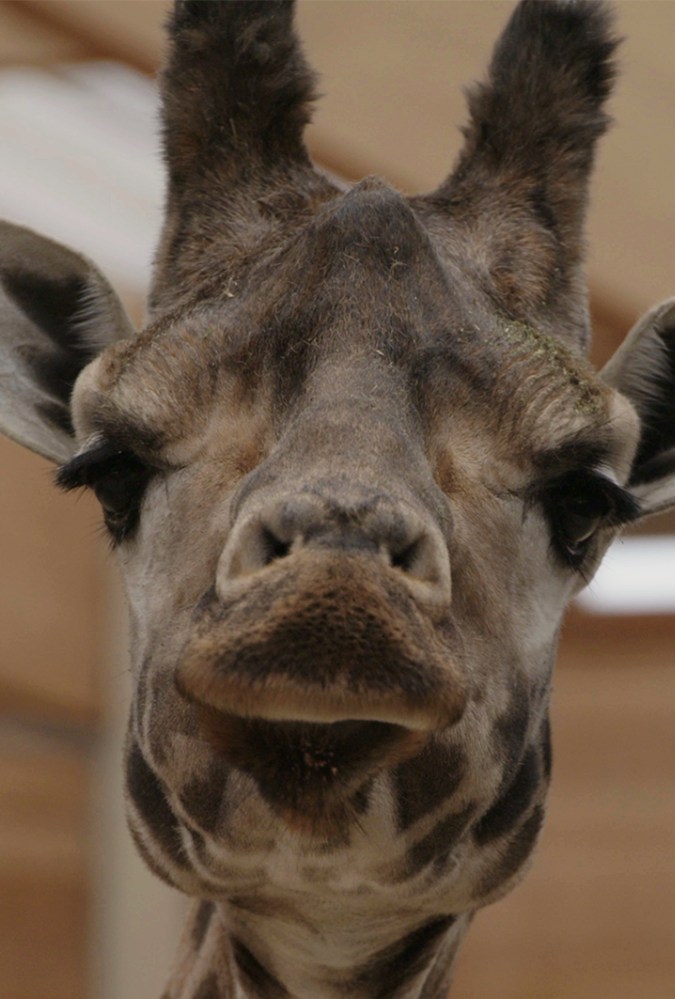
[1,1,674,996]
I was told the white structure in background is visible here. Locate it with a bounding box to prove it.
[0,57,672,999]
[577,536,675,615]
[0,62,163,299]
[0,62,180,999]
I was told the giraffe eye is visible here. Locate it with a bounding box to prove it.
[56,441,153,544]
[541,470,639,570]
[554,488,610,564]
[92,453,152,543]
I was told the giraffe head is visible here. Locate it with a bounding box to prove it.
[1,0,674,983]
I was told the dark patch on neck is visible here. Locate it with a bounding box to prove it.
[349,915,457,999]
[193,971,220,999]
[192,900,214,950]
[402,801,476,880]
[180,762,229,835]
[473,745,541,845]
[493,675,530,782]
[125,741,187,873]
[479,804,545,897]
[233,938,289,999]
[541,716,553,780]
[391,740,466,831]
[352,777,373,816]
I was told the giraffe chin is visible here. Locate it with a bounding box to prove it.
[196,706,427,839]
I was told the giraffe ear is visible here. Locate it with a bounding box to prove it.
[602,298,675,516]
[0,220,134,464]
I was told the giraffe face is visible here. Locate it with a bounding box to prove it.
[1,4,675,991]
[64,181,640,908]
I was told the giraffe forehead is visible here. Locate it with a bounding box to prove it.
[81,185,608,452]
[80,304,609,461]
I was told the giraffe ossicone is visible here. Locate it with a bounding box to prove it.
[1,2,674,996]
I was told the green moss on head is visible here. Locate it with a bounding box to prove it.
[496,317,604,417]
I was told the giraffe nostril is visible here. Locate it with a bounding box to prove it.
[218,490,451,610]
[389,532,448,592]
[261,527,292,565]
[390,537,422,573]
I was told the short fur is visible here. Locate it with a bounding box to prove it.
[0,2,673,997]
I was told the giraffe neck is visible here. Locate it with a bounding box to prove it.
[165,899,471,999]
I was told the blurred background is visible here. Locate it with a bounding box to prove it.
[0,2,673,998]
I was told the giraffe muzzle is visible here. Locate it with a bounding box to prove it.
[175,531,465,832]
[176,548,466,735]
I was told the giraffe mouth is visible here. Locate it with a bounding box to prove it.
[175,552,466,834]
[176,550,467,734]
[193,708,425,836]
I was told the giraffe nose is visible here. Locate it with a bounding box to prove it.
[217,491,451,607]
[179,488,465,742]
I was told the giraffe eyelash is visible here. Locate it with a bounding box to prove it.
[56,437,132,490]
[57,440,155,544]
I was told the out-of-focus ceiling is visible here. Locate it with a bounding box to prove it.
[8,0,675,325]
